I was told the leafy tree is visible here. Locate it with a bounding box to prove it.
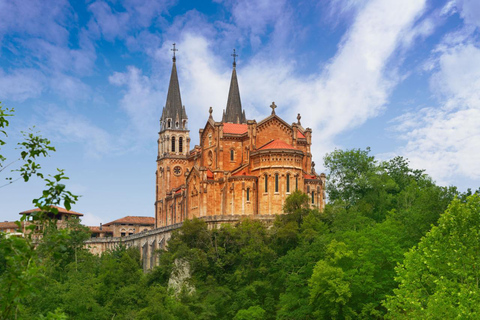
[324,147,377,206]
[385,195,480,319]
[0,102,80,319]
[1,102,56,188]
[234,305,266,320]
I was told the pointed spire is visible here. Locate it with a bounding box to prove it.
[223,49,246,124]
[161,44,187,131]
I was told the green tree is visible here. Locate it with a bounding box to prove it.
[385,195,480,319]
[234,305,266,320]
[0,102,80,319]
[324,147,377,206]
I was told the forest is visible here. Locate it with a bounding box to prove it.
[2,104,480,319]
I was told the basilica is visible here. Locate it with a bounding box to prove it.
[155,51,325,228]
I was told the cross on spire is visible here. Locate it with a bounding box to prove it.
[171,43,178,62]
[231,49,238,67]
[270,102,277,115]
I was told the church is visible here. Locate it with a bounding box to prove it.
[155,49,325,228]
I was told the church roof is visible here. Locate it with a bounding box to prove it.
[206,169,214,179]
[104,216,155,226]
[297,130,306,139]
[222,64,246,124]
[19,205,84,216]
[161,57,187,128]
[304,174,317,179]
[259,139,296,150]
[223,123,248,134]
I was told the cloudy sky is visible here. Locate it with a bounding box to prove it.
[1,0,479,225]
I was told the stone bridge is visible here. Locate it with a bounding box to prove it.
[85,214,276,271]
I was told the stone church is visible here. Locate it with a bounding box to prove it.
[155,51,325,228]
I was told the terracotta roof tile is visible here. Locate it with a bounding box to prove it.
[304,174,317,179]
[259,139,296,150]
[232,169,247,176]
[297,130,306,139]
[223,123,248,134]
[206,169,214,179]
[88,226,112,233]
[19,205,84,216]
[0,221,22,229]
[104,216,155,226]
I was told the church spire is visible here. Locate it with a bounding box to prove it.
[161,43,187,131]
[222,49,246,124]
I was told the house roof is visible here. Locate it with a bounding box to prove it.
[104,216,155,226]
[223,123,248,134]
[259,139,296,150]
[297,130,306,139]
[19,205,84,217]
[0,221,21,229]
[88,226,112,233]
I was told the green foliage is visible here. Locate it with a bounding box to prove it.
[1,102,57,188]
[0,233,43,319]
[1,125,472,320]
[324,147,377,206]
[234,305,266,320]
[385,195,480,319]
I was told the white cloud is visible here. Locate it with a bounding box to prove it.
[121,0,428,161]
[81,212,105,226]
[393,43,480,185]
[109,66,161,142]
[0,0,96,101]
[0,0,72,46]
[36,106,114,159]
[230,0,289,48]
[456,0,480,28]
[88,0,174,42]
[0,68,44,102]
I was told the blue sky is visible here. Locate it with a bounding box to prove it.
[1,0,479,225]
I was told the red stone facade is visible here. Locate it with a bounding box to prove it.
[155,58,325,228]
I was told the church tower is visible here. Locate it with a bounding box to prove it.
[222,49,247,124]
[156,44,190,227]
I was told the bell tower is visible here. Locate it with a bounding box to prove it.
[156,44,190,227]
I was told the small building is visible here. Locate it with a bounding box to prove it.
[19,205,84,224]
[103,216,155,237]
[88,224,113,238]
[0,221,24,237]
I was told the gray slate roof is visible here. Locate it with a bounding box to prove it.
[161,59,188,130]
[222,66,246,124]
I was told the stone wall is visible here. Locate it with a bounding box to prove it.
[85,214,276,271]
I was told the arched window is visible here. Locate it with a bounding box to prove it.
[179,137,183,153]
[230,149,234,161]
[275,173,279,193]
[167,119,171,128]
[264,175,268,193]
[311,191,315,204]
[286,174,290,193]
[246,188,250,201]
[175,121,179,128]
[171,136,176,152]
